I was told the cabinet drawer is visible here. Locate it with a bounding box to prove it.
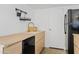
[4,41,22,54]
[36,34,42,39]
[35,38,43,43]
[35,32,45,43]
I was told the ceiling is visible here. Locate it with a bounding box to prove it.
[27,4,75,9]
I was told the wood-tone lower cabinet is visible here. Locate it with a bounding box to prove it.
[3,31,45,54]
[35,32,45,54]
[73,34,79,54]
[3,41,22,54]
[74,45,79,54]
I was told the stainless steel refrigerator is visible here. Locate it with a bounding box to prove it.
[64,9,79,54]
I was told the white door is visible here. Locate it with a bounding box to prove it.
[47,8,65,49]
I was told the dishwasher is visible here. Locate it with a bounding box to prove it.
[22,36,35,54]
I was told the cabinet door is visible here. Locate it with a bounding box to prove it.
[35,32,45,54]
[3,41,22,54]
[74,35,79,54]
[74,45,79,54]
[35,39,44,54]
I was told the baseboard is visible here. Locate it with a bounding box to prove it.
[49,47,64,50]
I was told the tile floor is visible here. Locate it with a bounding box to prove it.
[41,48,67,54]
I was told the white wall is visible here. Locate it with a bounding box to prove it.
[32,5,79,50]
[0,4,32,36]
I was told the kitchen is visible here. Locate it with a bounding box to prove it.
[0,4,45,54]
[1,4,79,54]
